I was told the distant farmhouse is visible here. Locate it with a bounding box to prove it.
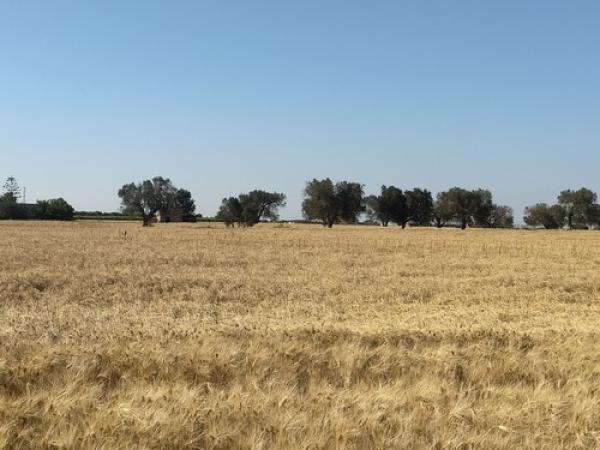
[155,208,187,223]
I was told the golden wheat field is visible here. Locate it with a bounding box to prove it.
[2,221,600,449]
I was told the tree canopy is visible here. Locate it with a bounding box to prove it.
[523,188,600,230]
[405,188,434,226]
[118,177,197,226]
[523,203,566,229]
[366,185,407,227]
[216,190,286,227]
[488,205,514,229]
[216,197,243,227]
[434,187,513,229]
[172,188,197,223]
[0,192,21,220]
[557,188,599,229]
[2,176,21,200]
[434,187,478,229]
[36,198,75,221]
[302,179,365,228]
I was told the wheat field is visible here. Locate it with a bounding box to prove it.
[1,221,600,449]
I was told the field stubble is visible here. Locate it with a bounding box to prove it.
[2,221,600,448]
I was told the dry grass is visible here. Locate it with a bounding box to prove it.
[2,221,600,449]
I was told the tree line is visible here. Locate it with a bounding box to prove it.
[300,180,514,230]
[0,177,75,221]
[116,177,517,229]
[119,176,599,230]
[2,175,599,229]
[109,177,600,230]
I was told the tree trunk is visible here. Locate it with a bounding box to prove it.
[142,208,158,226]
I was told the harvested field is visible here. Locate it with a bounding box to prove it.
[2,221,600,449]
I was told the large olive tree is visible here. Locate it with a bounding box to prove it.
[118,177,196,226]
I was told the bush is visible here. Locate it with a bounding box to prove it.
[36,198,75,221]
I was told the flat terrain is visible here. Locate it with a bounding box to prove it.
[2,221,600,449]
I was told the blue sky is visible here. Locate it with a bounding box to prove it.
[1,1,599,222]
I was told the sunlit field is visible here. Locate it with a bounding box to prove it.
[2,221,600,449]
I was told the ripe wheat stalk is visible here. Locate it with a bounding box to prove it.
[1,221,600,448]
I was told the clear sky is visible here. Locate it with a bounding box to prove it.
[2,1,599,222]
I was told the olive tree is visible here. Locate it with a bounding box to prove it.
[523,203,566,229]
[216,190,286,227]
[366,185,407,227]
[118,177,179,226]
[302,178,365,228]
